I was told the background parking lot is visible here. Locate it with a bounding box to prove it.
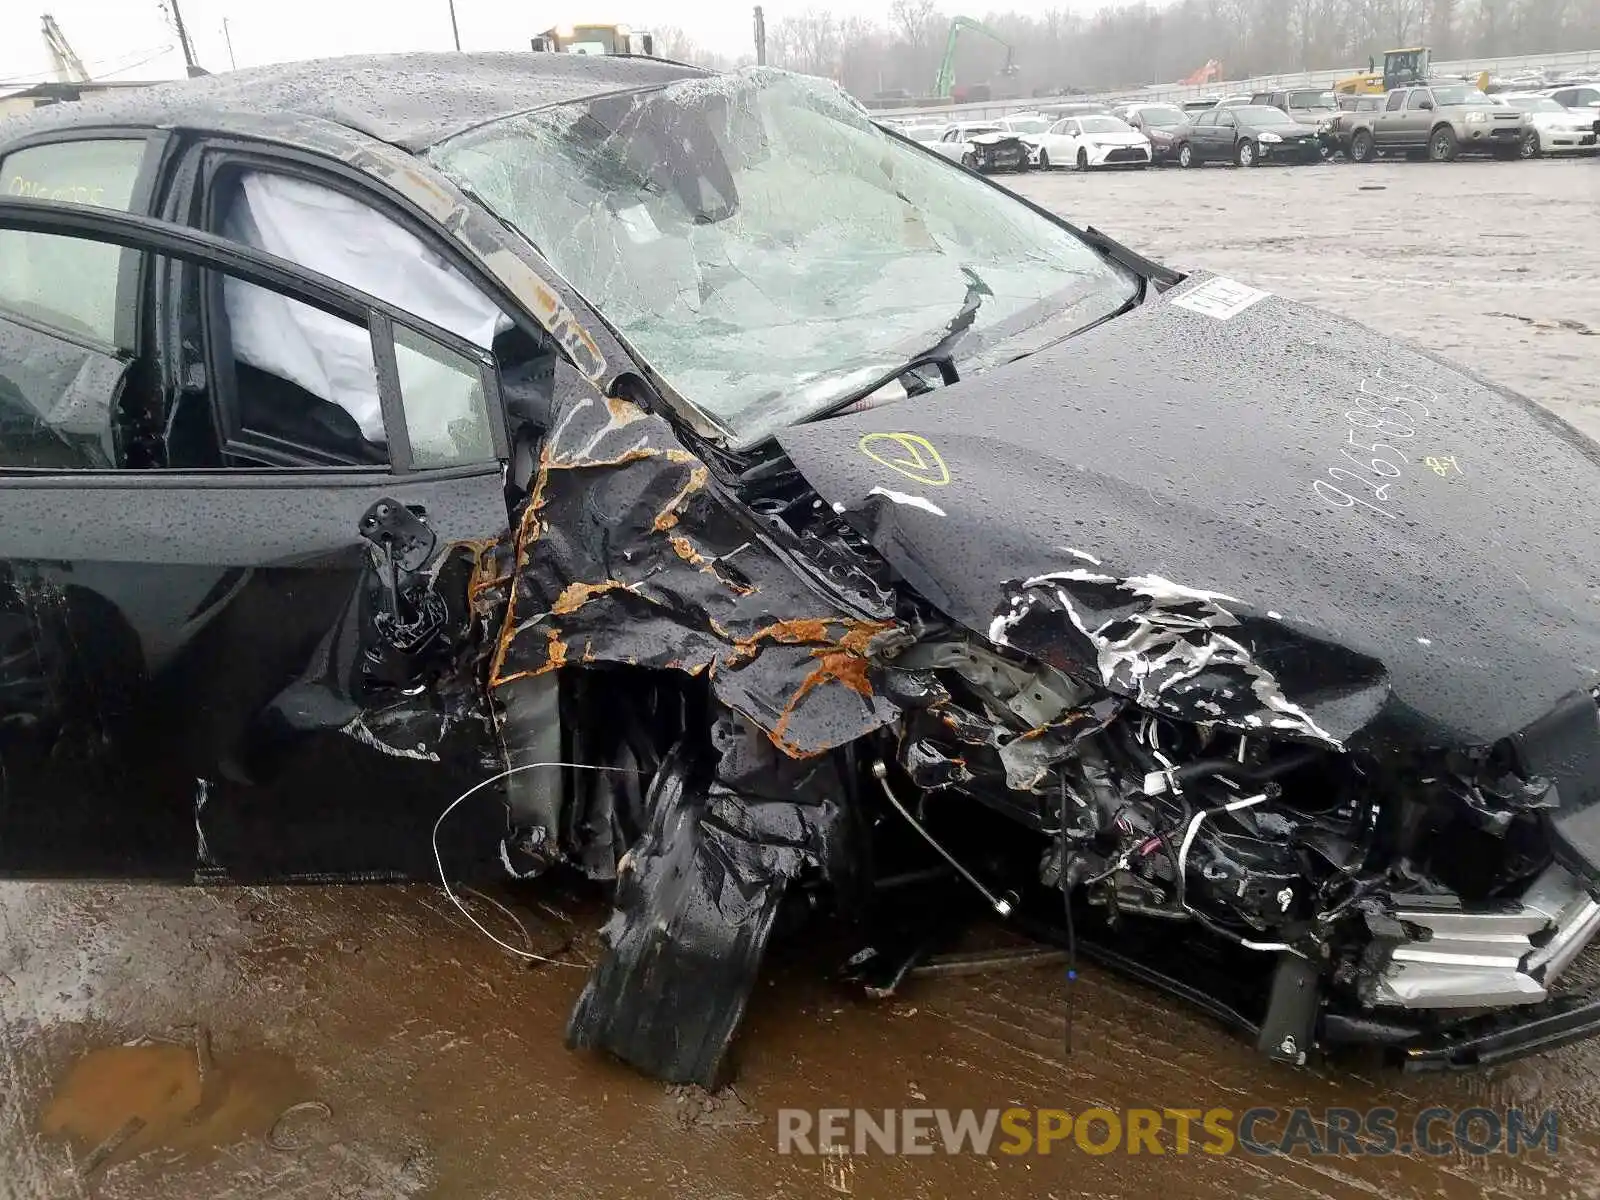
[4,156,1599,1200]
[1007,157,1600,442]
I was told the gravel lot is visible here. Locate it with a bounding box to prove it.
[4,156,1598,1200]
[1007,157,1600,440]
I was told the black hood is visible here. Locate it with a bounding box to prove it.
[778,272,1600,757]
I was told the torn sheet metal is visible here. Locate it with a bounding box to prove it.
[989,571,1343,749]
[478,392,904,758]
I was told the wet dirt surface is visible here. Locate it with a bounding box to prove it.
[5,157,1600,1199]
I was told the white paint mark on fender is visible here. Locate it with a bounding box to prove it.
[867,486,947,517]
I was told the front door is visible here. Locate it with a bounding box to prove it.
[1374,89,1410,147]
[1214,110,1238,156]
[1399,88,1437,146]
[0,198,513,883]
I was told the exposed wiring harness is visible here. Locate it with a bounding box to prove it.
[433,760,643,966]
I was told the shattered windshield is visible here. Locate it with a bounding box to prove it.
[430,69,1136,444]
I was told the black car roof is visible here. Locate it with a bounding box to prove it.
[0,51,710,153]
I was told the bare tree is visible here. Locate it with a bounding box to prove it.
[746,0,1593,100]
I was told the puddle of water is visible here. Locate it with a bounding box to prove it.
[40,1040,310,1170]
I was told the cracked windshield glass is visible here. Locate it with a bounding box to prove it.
[430,69,1136,444]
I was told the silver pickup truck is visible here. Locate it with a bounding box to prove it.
[1348,83,1530,162]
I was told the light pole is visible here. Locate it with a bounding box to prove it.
[164,0,199,74]
[447,0,461,50]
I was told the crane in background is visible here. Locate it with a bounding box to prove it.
[41,13,90,83]
[932,16,1017,100]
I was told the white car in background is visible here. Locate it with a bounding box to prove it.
[1545,82,1600,112]
[899,122,947,145]
[997,112,1053,165]
[1495,93,1599,156]
[928,122,1033,172]
[1037,114,1152,170]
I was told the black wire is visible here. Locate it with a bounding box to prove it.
[1059,778,1078,1057]
[1063,885,1078,1057]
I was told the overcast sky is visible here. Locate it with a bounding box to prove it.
[5,0,1103,86]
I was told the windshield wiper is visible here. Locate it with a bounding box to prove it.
[795,267,992,426]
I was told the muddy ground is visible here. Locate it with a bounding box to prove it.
[4,156,1599,1200]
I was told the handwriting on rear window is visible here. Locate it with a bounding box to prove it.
[1312,375,1440,520]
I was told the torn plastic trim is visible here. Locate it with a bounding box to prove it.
[566,714,855,1085]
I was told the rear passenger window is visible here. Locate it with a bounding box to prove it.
[0,140,145,343]
[1386,92,1406,112]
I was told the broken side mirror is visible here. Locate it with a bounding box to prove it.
[358,499,451,691]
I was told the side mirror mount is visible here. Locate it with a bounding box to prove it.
[1417,100,1434,111]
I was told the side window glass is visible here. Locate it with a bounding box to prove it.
[393,324,495,468]
[0,320,128,469]
[206,169,532,468]
[0,140,145,342]
[216,275,498,470]
[1386,91,1406,112]
[220,276,387,464]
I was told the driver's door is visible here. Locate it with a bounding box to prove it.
[1214,110,1238,156]
[0,198,513,882]
[1399,88,1436,145]
[1374,89,1409,148]
[1056,119,1084,162]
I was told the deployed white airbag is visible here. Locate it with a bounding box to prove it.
[222,172,508,443]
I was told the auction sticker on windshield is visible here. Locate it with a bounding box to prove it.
[1170,277,1269,320]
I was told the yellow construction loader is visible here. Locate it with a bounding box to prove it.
[530,23,654,55]
[1335,47,1432,95]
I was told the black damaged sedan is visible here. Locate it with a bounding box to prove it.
[6,54,1600,1087]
